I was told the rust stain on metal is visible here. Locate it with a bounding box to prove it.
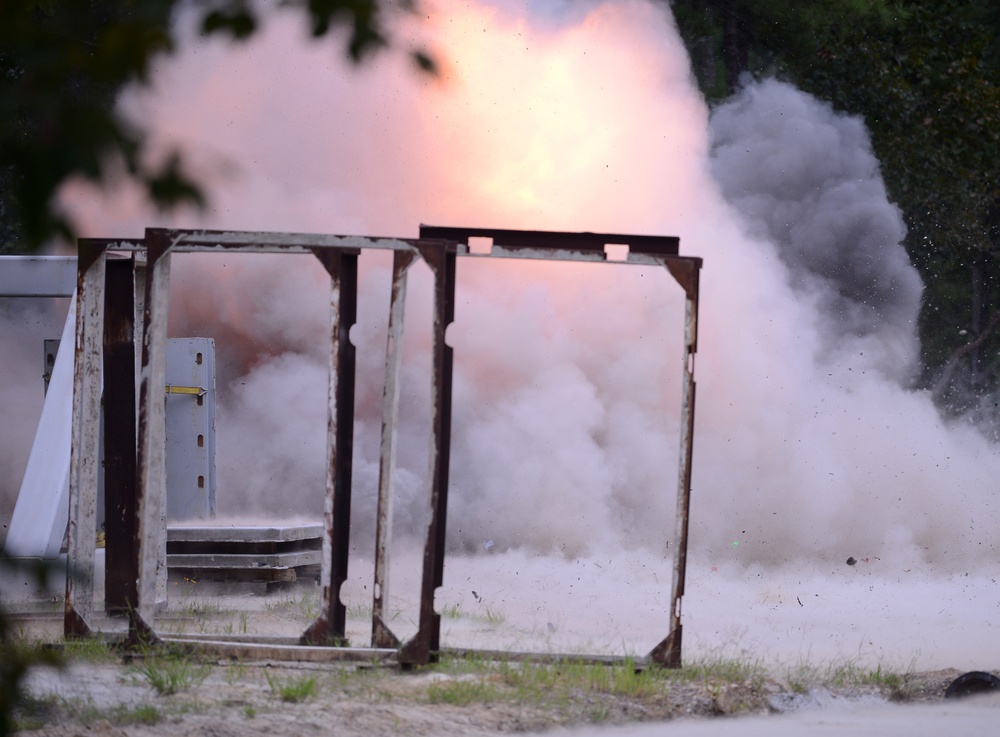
[63,604,92,639]
[666,257,702,304]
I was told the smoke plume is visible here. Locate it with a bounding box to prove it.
[710,79,924,381]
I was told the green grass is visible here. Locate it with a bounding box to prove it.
[131,652,210,695]
[263,597,293,615]
[18,695,162,730]
[825,660,909,690]
[263,592,321,622]
[428,656,670,709]
[297,592,320,621]
[504,658,664,699]
[427,677,499,705]
[61,637,118,663]
[346,602,373,619]
[484,607,507,626]
[225,660,249,685]
[103,703,162,725]
[439,603,464,619]
[176,598,223,617]
[671,656,765,685]
[266,672,319,702]
[782,656,912,694]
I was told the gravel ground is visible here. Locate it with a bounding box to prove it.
[13,653,973,737]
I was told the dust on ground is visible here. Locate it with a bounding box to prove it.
[6,572,995,737]
[13,649,971,737]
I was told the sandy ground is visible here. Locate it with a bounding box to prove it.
[13,656,996,737]
[8,551,1000,736]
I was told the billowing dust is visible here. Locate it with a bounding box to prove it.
[2,0,998,674]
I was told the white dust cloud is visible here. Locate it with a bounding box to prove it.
[60,0,708,556]
[49,0,1000,575]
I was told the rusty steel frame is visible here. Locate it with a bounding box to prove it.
[409,226,700,668]
[65,226,700,668]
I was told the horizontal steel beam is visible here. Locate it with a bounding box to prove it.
[135,229,452,255]
[420,225,680,256]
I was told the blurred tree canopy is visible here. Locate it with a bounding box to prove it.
[671,0,1000,431]
[0,0,432,254]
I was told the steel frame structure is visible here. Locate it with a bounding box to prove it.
[65,226,701,666]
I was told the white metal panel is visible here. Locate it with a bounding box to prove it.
[4,296,77,558]
[165,338,216,521]
[0,255,77,297]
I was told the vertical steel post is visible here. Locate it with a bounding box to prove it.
[651,260,700,667]
[398,242,456,665]
[372,249,416,648]
[65,242,107,637]
[303,249,359,644]
[132,229,172,644]
[103,256,138,615]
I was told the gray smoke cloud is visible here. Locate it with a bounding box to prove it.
[709,79,923,382]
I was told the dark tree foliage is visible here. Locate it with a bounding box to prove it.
[0,0,431,254]
[671,0,899,101]
[0,555,62,736]
[799,0,1000,421]
[671,0,1000,431]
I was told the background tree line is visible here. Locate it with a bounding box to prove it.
[669,0,1000,431]
[3,0,1000,432]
